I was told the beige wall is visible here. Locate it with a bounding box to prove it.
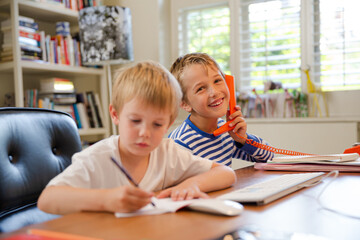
[117,0,169,64]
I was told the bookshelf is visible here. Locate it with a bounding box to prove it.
[0,0,110,143]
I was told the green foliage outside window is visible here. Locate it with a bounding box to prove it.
[185,6,231,74]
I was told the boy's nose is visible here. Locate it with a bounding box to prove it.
[208,86,217,97]
[139,125,151,138]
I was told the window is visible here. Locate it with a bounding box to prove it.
[178,4,231,73]
[239,0,301,91]
[173,0,360,92]
[314,0,360,91]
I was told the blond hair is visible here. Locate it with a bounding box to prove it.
[111,61,183,124]
[170,52,224,101]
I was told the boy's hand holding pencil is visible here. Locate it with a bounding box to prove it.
[110,157,156,210]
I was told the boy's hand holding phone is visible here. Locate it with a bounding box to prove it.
[227,105,247,145]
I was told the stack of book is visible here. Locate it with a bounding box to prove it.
[1,16,42,62]
[37,77,105,130]
[38,77,76,117]
[0,16,82,66]
[254,153,360,172]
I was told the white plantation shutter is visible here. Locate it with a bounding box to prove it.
[238,0,301,91]
[173,0,360,92]
[313,0,360,90]
[178,4,231,72]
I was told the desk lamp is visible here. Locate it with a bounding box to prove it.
[78,5,133,134]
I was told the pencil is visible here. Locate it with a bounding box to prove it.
[110,157,156,207]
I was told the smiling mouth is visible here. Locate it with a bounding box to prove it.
[209,98,224,107]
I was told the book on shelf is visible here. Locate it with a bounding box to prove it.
[38,92,77,105]
[1,16,42,62]
[94,93,105,128]
[0,16,82,66]
[53,104,76,121]
[24,89,38,108]
[86,91,103,128]
[40,78,75,93]
[75,102,90,129]
[76,92,105,129]
[77,92,95,128]
[1,16,36,29]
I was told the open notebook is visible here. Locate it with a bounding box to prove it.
[115,198,243,217]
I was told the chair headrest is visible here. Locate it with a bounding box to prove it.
[0,107,82,217]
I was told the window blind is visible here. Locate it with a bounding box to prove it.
[238,0,301,91]
[314,0,360,90]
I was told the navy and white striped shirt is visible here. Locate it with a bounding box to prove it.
[168,115,274,166]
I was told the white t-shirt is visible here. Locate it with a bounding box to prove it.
[47,136,213,192]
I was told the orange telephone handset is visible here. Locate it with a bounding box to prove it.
[213,75,236,136]
[212,75,312,156]
[343,144,360,155]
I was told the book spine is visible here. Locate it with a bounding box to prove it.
[86,91,99,128]
[20,44,42,53]
[76,102,90,129]
[19,21,39,31]
[63,36,70,65]
[94,93,104,128]
[19,30,41,41]
[39,31,46,61]
[77,92,95,128]
[89,92,103,128]
[72,103,82,128]
[19,36,40,47]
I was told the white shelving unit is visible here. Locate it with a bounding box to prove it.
[0,0,110,142]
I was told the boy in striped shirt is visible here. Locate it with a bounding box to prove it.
[168,53,274,166]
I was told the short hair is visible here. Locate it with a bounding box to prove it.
[170,52,224,101]
[111,61,183,124]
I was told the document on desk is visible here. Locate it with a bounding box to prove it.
[255,153,360,172]
[115,198,195,218]
[271,153,360,163]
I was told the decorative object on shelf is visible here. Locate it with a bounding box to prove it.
[78,6,133,64]
[78,5,134,134]
[302,67,329,117]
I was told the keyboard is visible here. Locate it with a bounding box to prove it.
[217,172,325,205]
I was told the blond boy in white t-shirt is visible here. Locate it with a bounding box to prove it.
[38,61,236,215]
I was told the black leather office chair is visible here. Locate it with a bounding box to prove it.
[0,107,82,233]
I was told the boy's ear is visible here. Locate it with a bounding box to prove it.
[180,100,192,113]
[109,104,120,125]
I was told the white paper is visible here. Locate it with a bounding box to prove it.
[115,198,194,218]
